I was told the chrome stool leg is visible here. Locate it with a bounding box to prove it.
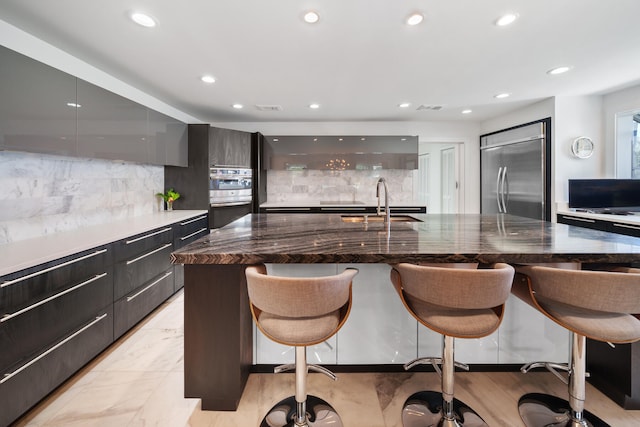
[518,334,609,427]
[261,347,343,427]
[402,336,488,427]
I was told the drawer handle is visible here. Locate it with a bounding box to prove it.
[179,216,207,226]
[125,227,172,245]
[1,249,108,289]
[1,273,108,323]
[180,228,208,241]
[320,207,367,211]
[265,208,311,212]
[561,215,595,223]
[126,243,172,265]
[126,271,173,302]
[1,313,108,384]
[613,223,640,231]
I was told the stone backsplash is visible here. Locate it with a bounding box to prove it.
[266,169,416,205]
[0,151,164,244]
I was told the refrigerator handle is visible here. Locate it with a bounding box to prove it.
[501,166,508,213]
[496,166,504,213]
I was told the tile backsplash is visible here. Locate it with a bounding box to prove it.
[266,169,416,204]
[0,151,163,244]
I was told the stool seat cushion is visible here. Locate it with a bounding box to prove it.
[404,293,502,338]
[257,309,342,346]
[535,295,640,343]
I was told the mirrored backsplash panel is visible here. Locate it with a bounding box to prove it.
[266,169,416,205]
[0,151,163,244]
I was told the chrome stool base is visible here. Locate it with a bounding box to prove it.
[402,390,488,427]
[261,395,343,427]
[518,393,609,427]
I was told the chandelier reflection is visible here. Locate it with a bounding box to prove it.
[325,158,350,170]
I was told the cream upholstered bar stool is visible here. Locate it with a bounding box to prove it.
[245,264,358,427]
[390,262,515,427]
[512,265,640,427]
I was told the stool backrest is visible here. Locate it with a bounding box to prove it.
[521,265,640,314]
[245,265,358,318]
[391,263,514,309]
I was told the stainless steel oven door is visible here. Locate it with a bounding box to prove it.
[209,188,252,207]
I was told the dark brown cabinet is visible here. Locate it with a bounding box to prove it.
[209,126,252,167]
[0,212,207,425]
[0,245,114,427]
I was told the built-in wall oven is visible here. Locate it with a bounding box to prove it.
[209,167,252,207]
[209,166,253,228]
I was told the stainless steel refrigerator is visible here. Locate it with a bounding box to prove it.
[480,119,551,221]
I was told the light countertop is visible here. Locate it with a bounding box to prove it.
[1,210,208,277]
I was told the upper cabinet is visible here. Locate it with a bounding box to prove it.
[209,126,251,167]
[0,45,77,155]
[263,135,419,170]
[0,45,187,166]
[77,78,148,163]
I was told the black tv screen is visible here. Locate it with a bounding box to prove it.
[569,179,640,211]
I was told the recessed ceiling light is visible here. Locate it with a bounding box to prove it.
[66,102,81,108]
[406,13,424,26]
[273,138,279,142]
[201,75,216,84]
[360,137,366,141]
[398,102,411,108]
[547,66,571,75]
[462,109,472,114]
[130,12,157,28]
[232,104,243,109]
[494,93,511,99]
[309,103,320,109]
[495,13,518,27]
[313,138,318,142]
[304,11,320,23]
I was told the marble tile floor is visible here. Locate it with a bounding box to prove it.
[13,290,640,427]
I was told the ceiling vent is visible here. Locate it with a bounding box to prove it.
[255,104,283,111]
[416,104,443,111]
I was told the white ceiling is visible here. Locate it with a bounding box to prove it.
[1,0,640,124]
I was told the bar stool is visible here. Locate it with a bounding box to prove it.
[245,264,358,427]
[513,265,640,427]
[390,262,515,427]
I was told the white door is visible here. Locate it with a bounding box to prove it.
[418,153,430,208]
[441,147,459,213]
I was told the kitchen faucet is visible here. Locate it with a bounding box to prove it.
[376,177,390,225]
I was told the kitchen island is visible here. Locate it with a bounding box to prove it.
[171,213,640,411]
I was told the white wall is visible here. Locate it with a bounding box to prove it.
[553,96,604,204]
[216,121,481,213]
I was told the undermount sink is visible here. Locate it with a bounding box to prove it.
[341,214,422,223]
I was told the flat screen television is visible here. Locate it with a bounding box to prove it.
[568,179,640,212]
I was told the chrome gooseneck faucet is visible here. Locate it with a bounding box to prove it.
[376,177,390,225]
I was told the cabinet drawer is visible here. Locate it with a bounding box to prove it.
[609,221,640,238]
[173,215,209,249]
[114,241,173,300]
[557,214,609,232]
[114,268,174,338]
[0,245,111,315]
[0,306,113,427]
[114,226,173,263]
[0,268,112,373]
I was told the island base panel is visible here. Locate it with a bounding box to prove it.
[184,264,253,410]
[587,339,640,409]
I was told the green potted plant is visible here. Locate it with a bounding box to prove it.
[157,188,180,211]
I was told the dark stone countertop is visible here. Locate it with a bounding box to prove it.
[171,213,640,265]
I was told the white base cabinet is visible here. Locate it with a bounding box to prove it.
[255,263,568,366]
